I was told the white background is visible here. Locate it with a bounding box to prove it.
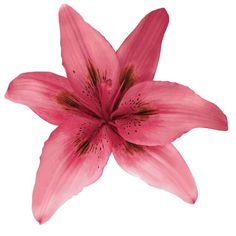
[0,0,236,235]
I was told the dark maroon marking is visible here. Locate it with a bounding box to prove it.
[73,124,105,157]
[112,107,158,121]
[119,66,135,93]
[124,141,144,155]
[57,91,101,119]
[74,139,90,156]
[111,65,136,112]
[56,91,80,110]
[87,61,101,86]
[134,108,158,116]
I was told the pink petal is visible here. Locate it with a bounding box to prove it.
[110,132,197,203]
[32,116,111,224]
[117,8,169,83]
[112,81,228,146]
[5,72,83,125]
[59,5,120,115]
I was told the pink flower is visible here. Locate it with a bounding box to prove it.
[5,5,227,224]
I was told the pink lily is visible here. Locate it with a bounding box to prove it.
[5,5,227,224]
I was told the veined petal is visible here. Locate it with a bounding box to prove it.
[32,116,111,224]
[112,81,228,146]
[110,132,197,203]
[117,8,169,83]
[5,72,84,125]
[59,5,120,115]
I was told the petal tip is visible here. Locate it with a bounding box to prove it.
[59,4,75,18]
[209,102,228,131]
[59,3,70,11]
[36,218,44,225]
[4,73,27,101]
[32,195,51,225]
[189,194,198,204]
[159,8,168,15]
[191,198,197,204]
[33,212,44,225]
[151,7,169,22]
[222,114,228,131]
[4,80,15,101]
[33,208,49,225]
[215,110,228,131]
[4,88,10,100]
[186,189,198,204]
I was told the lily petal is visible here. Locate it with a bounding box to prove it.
[117,8,169,83]
[112,81,228,146]
[111,132,197,203]
[32,116,111,224]
[59,4,120,115]
[5,72,83,125]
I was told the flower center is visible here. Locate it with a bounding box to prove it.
[56,64,139,127]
